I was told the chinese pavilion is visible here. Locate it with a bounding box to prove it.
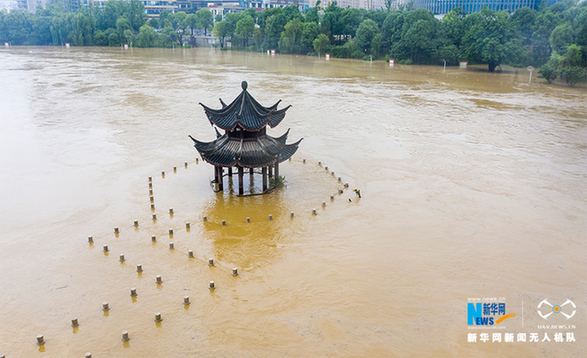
[189,81,302,196]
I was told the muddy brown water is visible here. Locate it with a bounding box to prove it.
[0,47,585,357]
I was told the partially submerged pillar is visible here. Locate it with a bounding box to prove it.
[238,166,244,196]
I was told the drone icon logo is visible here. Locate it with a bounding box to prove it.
[537,299,576,320]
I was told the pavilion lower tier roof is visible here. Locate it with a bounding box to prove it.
[189,132,302,168]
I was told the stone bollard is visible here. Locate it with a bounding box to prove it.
[137,264,143,273]
[312,208,317,215]
[88,236,93,243]
[222,220,226,226]
[268,214,273,221]
[322,201,326,207]
[102,302,110,311]
[186,222,190,229]
[290,212,294,218]
[114,227,119,234]
[121,331,130,342]
[209,281,215,290]
[71,318,79,327]
[208,258,214,266]
[203,216,207,222]
[151,235,157,242]
[184,296,190,305]
[155,312,162,322]
[151,203,155,210]
[233,267,238,276]
[188,250,194,258]
[169,242,174,250]
[152,213,157,220]
[103,245,109,253]
[134,220,138,227]
[246,217,250,223]
[119,254,125,262]
[185,162,188,168]
[169,208,174,215]
[169,228,173,235]
[130,288,137,297]
[37,334,45,345]
[156,275,162,284]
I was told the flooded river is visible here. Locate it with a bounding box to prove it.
[0,47,585,357]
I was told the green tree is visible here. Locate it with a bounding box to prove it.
[94,30,108,46]
[108,32,120,46]
[511,6,537,46]
[235,15,254,47]
[283,5,303,23]
[300,21,320,53]
[355,19,379,54]
[213,20,231,48]
[313,33,330,58]
[538,62,558,83]
[531,9,557,65]
[338,8,362,41]
[279,18,302,53]
[321,2,342,43]
[550,22,574,54]
[462,7,525,72]
[305,8,319,24]
[186,13,197,35]
[137,24,156,47]
[263,13,287,50]
[116,17,130,42]
[196,9,213,35]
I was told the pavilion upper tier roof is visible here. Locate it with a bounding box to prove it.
[199,81,291,131]
[189,130,302,168]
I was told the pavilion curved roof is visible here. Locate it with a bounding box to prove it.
[199,81,291,131]
[188,130,302,168]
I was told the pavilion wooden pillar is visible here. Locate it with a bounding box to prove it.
[268,165,273,179]
[218,167,224,191]
[262,167,267,191]
[228,167,232,176]
[214,166,219,190]
[238,166,244,196]
[249,167,254,176]
[275,161,279,180]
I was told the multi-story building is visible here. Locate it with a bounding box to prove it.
[412,0,562,15]
[91,0,178,17]
[206,1,243,16]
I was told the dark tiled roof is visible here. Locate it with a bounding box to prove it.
[199,81,291,131]
[189,131,302,168]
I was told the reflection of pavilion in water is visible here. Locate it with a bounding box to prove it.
[201,189,294,269]
[189,81,302,196]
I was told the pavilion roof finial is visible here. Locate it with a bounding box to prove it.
[199,82,291,131]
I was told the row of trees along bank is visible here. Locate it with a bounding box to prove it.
[0,0,215,48]
[0,0,585,83]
